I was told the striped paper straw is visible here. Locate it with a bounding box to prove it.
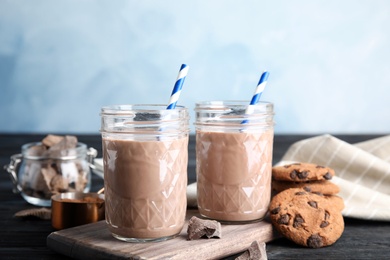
[242,71,269,124]
[167,64,189,109]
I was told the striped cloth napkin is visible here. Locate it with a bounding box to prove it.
[276,134,390,221]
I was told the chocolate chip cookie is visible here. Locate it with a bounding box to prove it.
[272,179,340,195]
[269,188,344,248]
[272,163,335,182]
[322,194,345,212]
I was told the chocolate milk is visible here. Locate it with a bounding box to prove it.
[103,136,188,240]
[196,130,273,222]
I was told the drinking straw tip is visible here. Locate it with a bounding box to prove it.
[167,64,189,109]
[258,71,270,84]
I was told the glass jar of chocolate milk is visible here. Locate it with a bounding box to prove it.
[195,101,274,223]
[100,105,189,242]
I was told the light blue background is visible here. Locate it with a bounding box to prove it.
[1,0,389,134]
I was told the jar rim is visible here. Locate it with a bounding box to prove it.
[101,104,188,115]
[194,100,274,130]
[195,100,272,107]
[21,142,88,160]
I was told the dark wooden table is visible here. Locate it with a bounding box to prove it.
[1,133,390,259]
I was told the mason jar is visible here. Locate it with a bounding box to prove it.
[5,142,96,207]
[100,104,189,242]
[195,100,274,223]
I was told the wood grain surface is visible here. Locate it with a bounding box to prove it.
[47,210,277,260]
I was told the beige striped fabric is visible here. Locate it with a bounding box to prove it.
[277,134,390,221]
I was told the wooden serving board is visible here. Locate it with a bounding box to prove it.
[47,210,277,260]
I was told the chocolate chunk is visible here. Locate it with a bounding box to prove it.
[316,165,325,169]
[270,206,280,214]
[20,134,89,201]
[277,214,290,225]
[235,241,267,260]
[26,145,47,156]
[297,171,308,179]
[293,214,305,228]
[320,221,329,228]
[50,175,69,193]
[307,234,324,248]
[42,135,64,147]
[187,216,221,240]
[48,135,78,153]
[303,186,311,192]
[324,211,330,220]
[308,201,318,208]
[295,191,306,195]
[323,172,332,180]
[290,170,297,179]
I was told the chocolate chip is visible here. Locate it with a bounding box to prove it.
[324,211,330,220]
[303,186,312,192]
[270,206,281,214]
[316,165,325,169]
[277,214,290,225]
[290,170,297,179]
[307,234,324,248]
[297,171,308,179]
[324,172,332,180]
[293,214,305,228]
[320,221,329,228]
[308,201,318,208]
[313,191,323,196]
[295,191,306,195]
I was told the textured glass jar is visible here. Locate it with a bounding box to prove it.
[195,100,274,223]
[100,105,189,242]
[5,142,95,207]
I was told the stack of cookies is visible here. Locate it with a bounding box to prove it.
[269,162,345,248]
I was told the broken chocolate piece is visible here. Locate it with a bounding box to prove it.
[187,216,221,240]
[42,135,64,148]
[47,135,78,157]
[235,241,267,260]
[26,145,47,156]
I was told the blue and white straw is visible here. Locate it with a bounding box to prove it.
[242,71,269,124]
[167,64,189,109]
